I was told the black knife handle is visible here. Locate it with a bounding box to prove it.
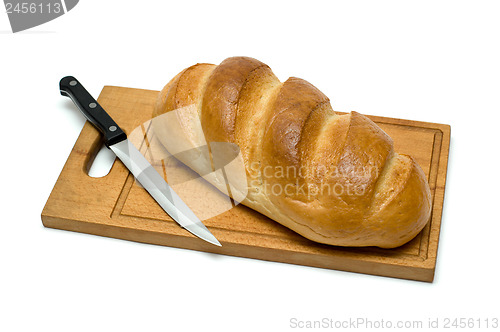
[60,76,127,147]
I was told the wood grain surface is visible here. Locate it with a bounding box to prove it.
[42,86,450,282]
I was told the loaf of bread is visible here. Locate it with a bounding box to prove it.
[152,56,432,248]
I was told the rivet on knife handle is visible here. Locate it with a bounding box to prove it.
[59,76,127,147]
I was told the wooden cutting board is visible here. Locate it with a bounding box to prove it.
[42,86,450,282]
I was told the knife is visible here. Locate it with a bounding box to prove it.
[59,76,221,247]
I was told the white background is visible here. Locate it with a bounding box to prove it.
[1,1,499,331]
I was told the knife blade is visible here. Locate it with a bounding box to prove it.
[59,76,221,247]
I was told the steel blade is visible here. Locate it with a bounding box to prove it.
[110,139,221,246]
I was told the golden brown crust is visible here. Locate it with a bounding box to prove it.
[263,77,330,185]
[153,56,432,248]
[153,63,215,119]
[201,57,267,143]
[233,64,281,175]
[366,155,432,248]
